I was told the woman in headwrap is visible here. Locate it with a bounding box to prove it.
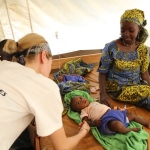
[97,8,150,110]
[0,39,36,150]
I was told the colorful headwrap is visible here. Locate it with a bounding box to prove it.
[27,43,51,56]
[17,43,51,65]
[120,8,149,43]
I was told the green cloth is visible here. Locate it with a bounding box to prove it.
[64,90,149,150]
[53,58,94,115]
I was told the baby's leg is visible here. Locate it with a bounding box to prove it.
[127,112,150,128]
[108,120,140,134]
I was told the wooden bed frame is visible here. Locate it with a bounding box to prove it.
[51,52,101,70]
[36,52,150,150]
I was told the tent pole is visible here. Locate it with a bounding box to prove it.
[26,0,33,33]
[0,21,5,40]
[4,0,15,40]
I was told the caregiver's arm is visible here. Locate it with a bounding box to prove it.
[49,120,90,150]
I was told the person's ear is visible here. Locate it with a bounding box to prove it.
[40,50,47,63]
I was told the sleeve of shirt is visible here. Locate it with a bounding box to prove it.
[30,81,63,137]
[140,44,149,73]
[80,109,88,120]
[97,43,114,73]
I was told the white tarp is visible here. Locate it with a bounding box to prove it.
[0,0,150,55]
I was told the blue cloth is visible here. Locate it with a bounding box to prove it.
[98,110,129,135]
[64,75,85,82]
[97,41,143,86]
[58,80,90,96]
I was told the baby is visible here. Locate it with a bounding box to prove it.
[57,74,85,82]
[70,96,150,135]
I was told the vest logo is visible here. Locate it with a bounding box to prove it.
[0,89,7,96]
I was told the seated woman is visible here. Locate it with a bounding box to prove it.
[97,8,150,110]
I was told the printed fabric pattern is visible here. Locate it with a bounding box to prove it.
[97,41,150,109]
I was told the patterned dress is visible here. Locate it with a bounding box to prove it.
[97,41,150,110]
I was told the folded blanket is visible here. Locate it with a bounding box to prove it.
[58,81,90,96]
[64,90,149,150]
[53,58,94,79]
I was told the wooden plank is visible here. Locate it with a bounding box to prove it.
[41,54,150,150]
[51,53,101,70]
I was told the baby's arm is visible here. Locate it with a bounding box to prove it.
[82,116,101,127]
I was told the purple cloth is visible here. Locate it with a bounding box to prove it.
[64,75,85,82]
[98,110,129,135]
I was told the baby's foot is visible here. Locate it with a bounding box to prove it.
[130,127,140,132]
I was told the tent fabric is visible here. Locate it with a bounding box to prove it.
[0,0,150,55]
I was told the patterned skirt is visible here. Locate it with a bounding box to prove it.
[107,84,150,110]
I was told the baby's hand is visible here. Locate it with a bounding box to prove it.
[78,120,90,131]
[93,119,101,127]
[82,120,90,131]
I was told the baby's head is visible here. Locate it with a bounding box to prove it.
[70,96,89,112]
[57,74,65,82]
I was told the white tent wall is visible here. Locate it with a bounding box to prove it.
[0,0,150,55]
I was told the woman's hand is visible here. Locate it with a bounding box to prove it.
[100,92,112,107]
[78,120,90,132]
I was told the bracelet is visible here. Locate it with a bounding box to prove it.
[80,128,89,132]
